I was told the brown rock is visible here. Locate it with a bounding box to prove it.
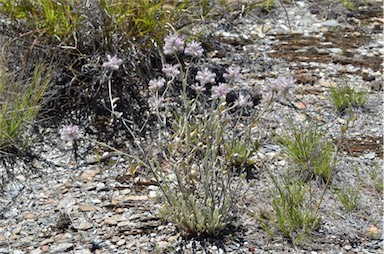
[77,222,93,230]
[116,239,126,246]
[79,204,97,212]
[25,212,37,219]
[104,218,117,226]
[41,245,50,253]
[40,238,54,245]
[123,195,148,202]
[79,169,99,182]
[111,236,120,243]
[367,225,380,237]
[117,221,131,227]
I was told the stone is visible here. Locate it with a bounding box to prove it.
[76,222,93,230]
[41,246,50,253]
[24,212,36,220]
[79,169,99,182]
[116,239,126,246]
[104,218,117,226]
[78,204,97,212]
[40,238,54,245]
[123,195,148,202]
[156,241,169,252]
[30,249,43,254]
[117,221,131,227]
[50,243,74,253]
[73,250,92,254]
[11,224,22,235]
[12,251,24,254]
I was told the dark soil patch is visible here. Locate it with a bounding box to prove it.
[342,135,383,157]
[268,29,381,73]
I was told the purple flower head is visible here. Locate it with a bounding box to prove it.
[60,124,80,142]
[263,76,297,100]
[184,41,204,58]
[223,66,242,81]
[276,77,297,97]
[196,68,216,86]
[163,33,185,55]
[235,93,252,107]
[211,82,230,100]
[103,54,123,70]
[148,77,166,92]
[274,76,297,97]
[191,83,206,93]
[162,64,180,78]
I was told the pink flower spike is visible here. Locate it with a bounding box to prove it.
[103,54,123,70]
[211,82,230,100]
[184,41,204,58]
[191,83,206,93]
[162,64,180,78]
[163,33,185,55]
[223,66,242,81]
[275,76,297,98]
[60,124,80,142]
[196,68,216,86]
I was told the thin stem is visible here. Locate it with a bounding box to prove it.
[107,74,114,116]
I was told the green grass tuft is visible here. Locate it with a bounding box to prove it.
[0,63,51,152]
[277,121,335,181]
[334,185,360,213]
[328,83,368,113]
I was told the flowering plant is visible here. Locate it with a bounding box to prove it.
[59,124,81,160]
[144,32,275,236]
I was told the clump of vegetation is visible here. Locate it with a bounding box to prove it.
[369,166,383,193]
[340,0,355,10]
[334,185,360,213]
[0,0,81,40]
[277,121,335,181]
[98,0,191,46]
[0,57,51,190]
[258,122,334,243]
[0,64,51,152]
[259,111,360,243]
[328,83,368,113]
[140,33,263,236]
[265,177,321,243]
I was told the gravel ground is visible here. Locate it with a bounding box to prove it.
[0,1,383,253]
